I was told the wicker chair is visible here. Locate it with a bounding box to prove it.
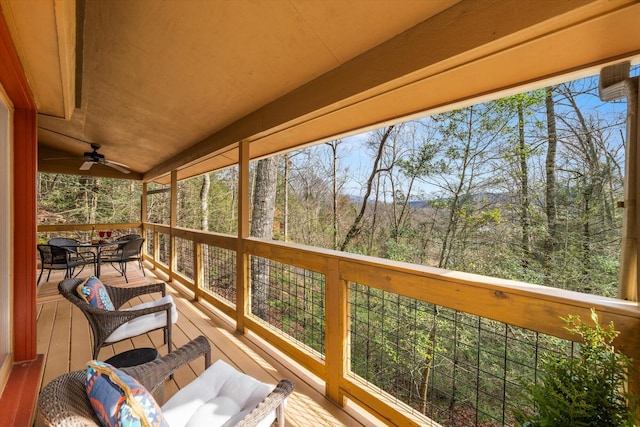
[38,336,295,427]
[58,277,176,359]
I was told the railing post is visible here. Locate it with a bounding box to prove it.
[169,171,178,282]
[325,257,347,406]
[236,140,250,333]
[599,63,640,412]
[153,228,160,266]
[194,240,203,301]
[141,182,148,259]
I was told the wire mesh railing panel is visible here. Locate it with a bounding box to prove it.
[249,256,326,356]
[145,230,154,257]
[202,244,236,304]
[348,282,578,427]
[158,233,169,266]
[146,184,170,225]
[175,237,194,279]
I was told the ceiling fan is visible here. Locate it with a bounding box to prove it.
[80,143,131,174]
[39,127,132,175]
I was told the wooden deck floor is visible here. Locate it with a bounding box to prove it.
[34,264,382,427]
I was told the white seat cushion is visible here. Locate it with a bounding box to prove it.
[105,295,178,343]
[161,360,275,427]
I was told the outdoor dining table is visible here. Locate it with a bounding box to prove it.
[70,240,121,277]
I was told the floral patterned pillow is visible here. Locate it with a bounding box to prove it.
[86,360,168,427]
[76,276,115,310]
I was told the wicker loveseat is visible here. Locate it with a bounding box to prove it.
[38,336,295,426]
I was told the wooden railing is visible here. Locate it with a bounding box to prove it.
[37,222,143,239]
[38,222,640,426]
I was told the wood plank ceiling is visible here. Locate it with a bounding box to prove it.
[2,0,640,183]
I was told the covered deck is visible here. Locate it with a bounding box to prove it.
[34,263,378,427]
[1,2,639,425]
[29,222,640,426]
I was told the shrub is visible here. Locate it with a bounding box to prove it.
[516,309,638,427]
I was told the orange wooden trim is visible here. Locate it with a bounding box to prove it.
[0,6,38,362]
[0,355,45,426]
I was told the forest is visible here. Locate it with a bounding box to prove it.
[37,72,632,426]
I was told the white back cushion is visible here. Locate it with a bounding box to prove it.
[105,295,178,343]
[162,360,274,427]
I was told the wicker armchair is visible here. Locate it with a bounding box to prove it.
[58,277,176,359]
[38,336,295,427]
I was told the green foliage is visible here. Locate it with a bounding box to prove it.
[516,310,639,427]
[38,173,141,225]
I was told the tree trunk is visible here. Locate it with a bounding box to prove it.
[283,154,289,242]
[250,157,278,319]
[200,173,210,231]
[544,86,558,276]
[200,173,211,281]
[439,110,474,269]
[419,326,436,413]
[517,100,530,269]
[561,86,601,279]
[367,173,381,254]
[326,141,339,250]
[340,126,394,251]
[82,176,98,225]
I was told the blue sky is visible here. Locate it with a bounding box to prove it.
[326,70,633,201]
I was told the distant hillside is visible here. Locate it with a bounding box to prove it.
[348,192,509,209]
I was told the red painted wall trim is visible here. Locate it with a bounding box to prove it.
[0,355,44,424]
[0,6,37,361]
[12,108,37,361]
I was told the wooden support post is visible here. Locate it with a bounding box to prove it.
[170,170,178,281]
[236,140,250,333]
[194,240,203,301]
[153,228,160,267]
[141,182,148,259]
[599,63,640,409]
[325,258,347,406]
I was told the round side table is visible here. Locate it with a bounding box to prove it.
[105,347,159,368]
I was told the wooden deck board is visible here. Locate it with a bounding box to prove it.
[34,265,382,426]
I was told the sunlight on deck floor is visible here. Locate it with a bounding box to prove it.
[34,263,382,426]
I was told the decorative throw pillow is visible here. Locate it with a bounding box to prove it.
[76,276,115,310]
[86,360,168,427]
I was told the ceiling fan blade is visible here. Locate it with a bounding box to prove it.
[106,159,129,168]
[80,161,94,171]
[42,157,77,161]
[105,160,131,174]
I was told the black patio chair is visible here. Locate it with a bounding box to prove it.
[37,244,95,284]
[98,233,141,259]
[115,233,141,242]
[101,237,146,283]
[48,237,97,265]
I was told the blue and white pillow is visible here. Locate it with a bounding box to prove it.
[86,360,168,427]
[77,276,115,310]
